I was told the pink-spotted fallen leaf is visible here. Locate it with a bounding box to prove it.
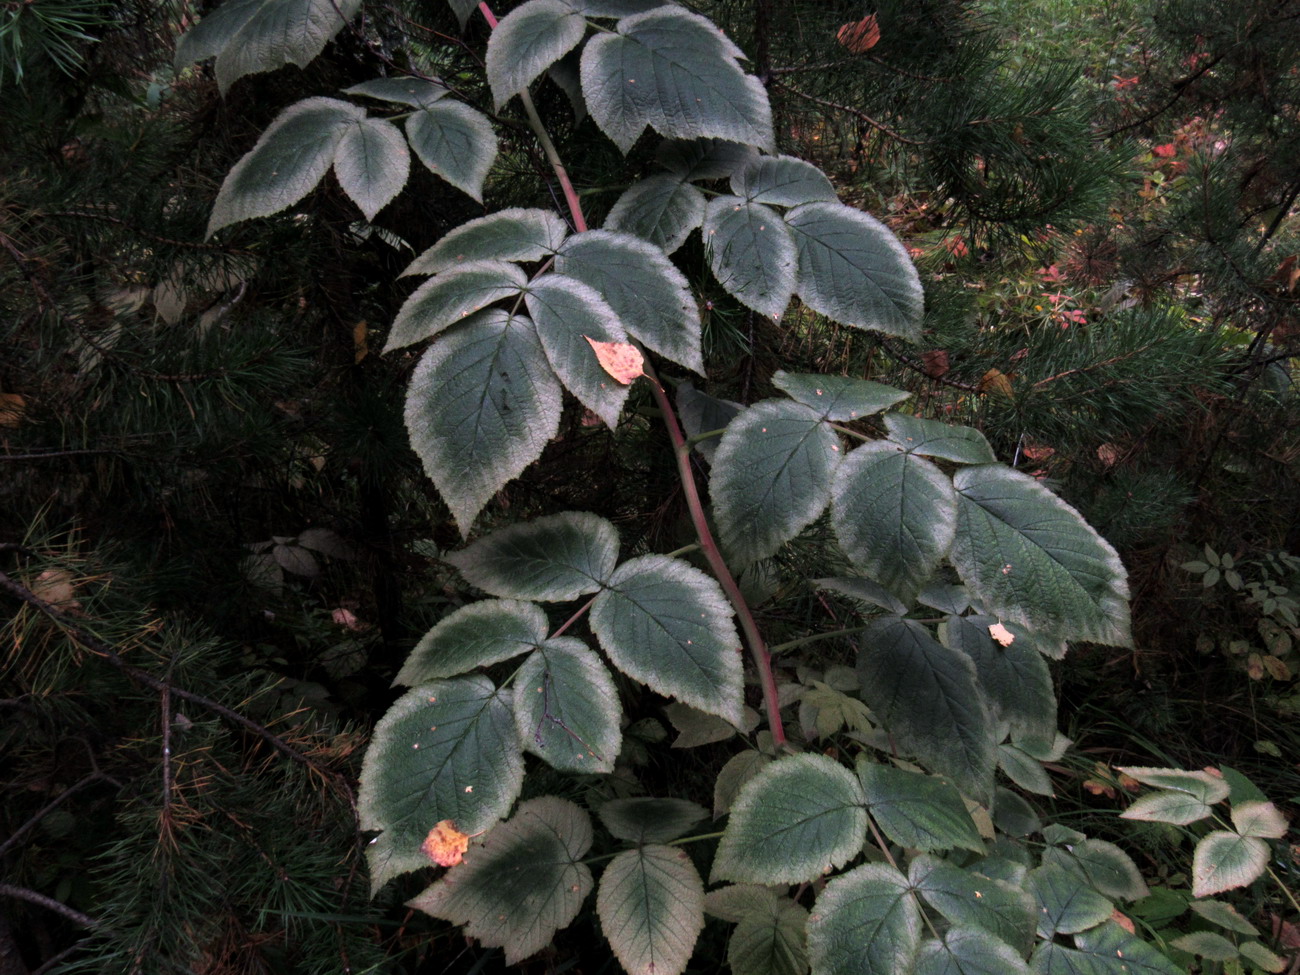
[584,337,644,385]
[422,820,470,867]
[988,622,1015,647]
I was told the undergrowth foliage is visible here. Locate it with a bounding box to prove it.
[180,1,1286,973]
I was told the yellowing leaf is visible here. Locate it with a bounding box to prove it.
[422,819,471,867]
[979,368,1013,398]
[585,337,644,385]
[988,622,1015,647]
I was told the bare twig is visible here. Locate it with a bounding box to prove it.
[772,80,922,146]
[876,337,982,392]
[0,771,111,860]
[0,884,100,928]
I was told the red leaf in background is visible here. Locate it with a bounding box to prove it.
[837,14,881,54]
[1153,143,1177,158]
[921,349,950,378]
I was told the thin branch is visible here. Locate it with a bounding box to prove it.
[875,337,982,392]
[1031,342,1159,389]
[0,884,99,928]
[772,80,922,146]
[1,448,123,461]
[0,771,110,859]
[549,595,597,640]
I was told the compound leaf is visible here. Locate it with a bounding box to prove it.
[806,863,920,975]
[359,675,523,892]
[856,617,996,802]
[832,442,957,603]
[885,415,997,465]
[857,760,985,855]
[599,797,708,844]
[404,208,569,277]
[590,555,743,723]
[703,196,797,320]
[657,136,759,179]
[605,174,707,254]
[598,846,705,975]
[713,754,867,885]
[732,154,837,206]
[408,796,593,963]
[1114,768,1229,804]
[525,273,631,427]
[487,0,587,108]
[952,465,1132,647]
[915,928,1031,975]
[1029,864,1113,939]
[556,230,703,373]
[447,510,619,600]
[1049,922,1185,975]
[1043,839,1149,901]
[773,371,909,421]
[580,7,774,152]
[334,116,410,221]
[941,615,1056,743]
[386,260,528,352]
[514,639,621,773]
[729,899,810,975]
[711,400,839,564]
[207,96,363,237]
[785,202,922,340]
[1230,800,1287,838]
[1119,791,1213,826]
[397,599,548,686]
[406,100,498,201]
[910,855,1036,954]
[344,76,450,107]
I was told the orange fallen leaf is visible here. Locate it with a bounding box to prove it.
[988,622,1015,647]
[837,13,881,54]
[422,819,470,867]
[353,320,369,364]
[1110,909,1136,934]
[585,337,644,385]
[979,368,1013,398]
[1097,443,1120,468]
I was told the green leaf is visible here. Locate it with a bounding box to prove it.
[713,754,867,885]
[446,0,477,29]
[729,899,810,975]
[334,116,410,221]
[998,744,1054,796]
[1239,941,1287,972]
[605,174,707,255]
[556,230,704,374]
[732,154,838,207]
[951,465,1132,647]
[710,400,839,564]
[207,97,364,237]
[1192,831,1269,897]
[403,311,561,535]
[857,617,995,801]
[657,136,758,179]
[703,196,797,320]
[885,415,998,465]
[344,76,450,108]
[385,260,528,352]
[590,555,743,722]
[515,639,621,773]
[677,381,741,465]
[784,202,923,340]
[705,884,778,922]
[1028,864,1113,938]
[403,208,569,277]
[1073,922,1186,975]
[832,442,957,603]
[599,798,708,844]
[664,701,752,747]
[580,8,774,152]
[1170,932,1239,961]
[910,856,1036,954]
[715,751,772,818]
[358,676,523,892]
[773,371,910,421]
[175,0,362,93]
[406,100,498,201]
[1188,899,1259,935]
[1119,791,1212,826]
[1043,839,1149,901]
[941,615,1056,742]
[1032,935,1185,975]
[598,845,705,975]
[806,863,920,975]
[1114,768,1230,805]
[1219,765,1267,804]
[818,575,908,616]
[915,928,1031,975]
[525,273,631,428]
[993,787,1041,837]
[408,796,593,964]
[396,599,547,685]
[487,0,587,108]
[447,510,619,600]
[564,0,668,15]
[857,760,985,854]
[1230,799,1288,838]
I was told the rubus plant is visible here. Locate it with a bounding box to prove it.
[181,1,1185,973]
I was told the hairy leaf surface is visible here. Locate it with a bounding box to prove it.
[703,196,797,319]
[1029,864,1113,939]
[397,599,547,685]
[409,797,593,963]
[1119,791,1213,826]
[910,856,1036,953]
[590,555,743,722]
[487,0,588,107]
[656,137,758,179]
[386,260,528,352]
[915,928,1031,975]
[404,208,569,277]
[806,863,920,975]
[406,100,498,201]
[447,511,619,600]
[334,116,410,221]
[941,615,1056,743]
[580,8,774,152]
[711,400,839,564]
[713,754,867,884]
[857,760,984,854]
[605,174,707,254]
[952,465,1132,647]
[598,846,705,975]
[885,414,998,465]
[403,311,560,535]
[732,154,837,206]
[729,899,809,975]
[359,676,523,892]
[599,797,708,844]
[1192,832,1269,897]
[514,639,621,773]
[344,76,450,107]
[773,371,909,420]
